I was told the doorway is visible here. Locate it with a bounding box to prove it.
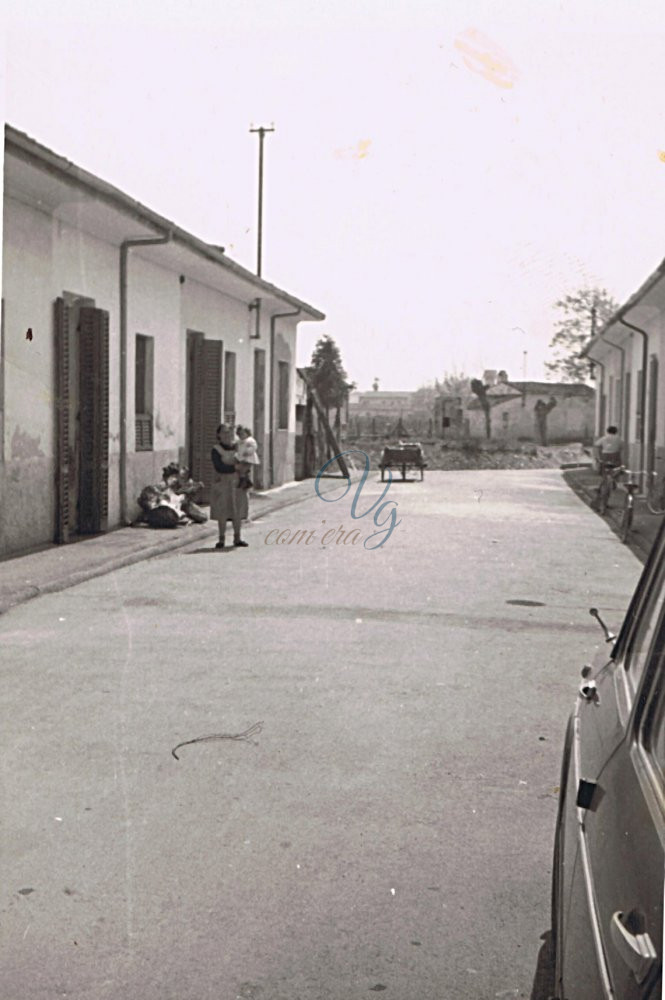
[186,331,223,503]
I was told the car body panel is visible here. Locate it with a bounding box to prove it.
[553,523,665,999]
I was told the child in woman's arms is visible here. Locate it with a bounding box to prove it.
[235,426,260,489]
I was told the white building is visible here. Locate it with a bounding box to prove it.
[1,126,324,556]
[582,259,665,480]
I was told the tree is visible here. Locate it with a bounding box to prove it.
[470,378,491,439]
[534,395,557,445]
[306,335,355,427]
[440,371,472,398]
[412,372,471,410]
[546,287,619,381]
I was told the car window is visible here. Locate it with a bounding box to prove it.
[623,556,665,694]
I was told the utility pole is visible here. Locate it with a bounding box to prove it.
[249,124,275,277]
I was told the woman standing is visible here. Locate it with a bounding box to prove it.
[210,424,248,550]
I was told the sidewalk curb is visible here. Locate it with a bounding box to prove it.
[563,471,655,564]
[0,475,358,616]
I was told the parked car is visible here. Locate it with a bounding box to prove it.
[551,528,664,998]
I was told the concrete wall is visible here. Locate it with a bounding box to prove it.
[467,393,594,443]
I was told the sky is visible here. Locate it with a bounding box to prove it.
[5,0,665,391]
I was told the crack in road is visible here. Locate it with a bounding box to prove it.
[195,602,594,634]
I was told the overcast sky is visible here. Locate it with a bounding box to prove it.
[6,0,665,390]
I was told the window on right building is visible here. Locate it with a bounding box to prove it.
[278,361,289,429]
[135,333,154,451]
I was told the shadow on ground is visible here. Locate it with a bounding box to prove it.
[529,929,555,999]
[563,468,662,565]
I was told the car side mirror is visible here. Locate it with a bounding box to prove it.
[589,607,616,644]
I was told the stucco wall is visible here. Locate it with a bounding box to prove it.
[1,197,121,554]
[591,311,665,476]
[271,327,296,484]
[2,192,308,554]
[467,393,594,443]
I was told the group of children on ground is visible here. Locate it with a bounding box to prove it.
[135,425,259,545]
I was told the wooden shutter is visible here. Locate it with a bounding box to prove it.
[190,338,222,503]
[54,298,71,543]
[135,415,153,451]
[253,349,266,489]
[79,307,110,533]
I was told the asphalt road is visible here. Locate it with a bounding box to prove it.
[0,469,642,1000]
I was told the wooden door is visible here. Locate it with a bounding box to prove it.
[78,307,110,534]
[187,333,222,503]
[54,299,71,543]
[54,300,109,540]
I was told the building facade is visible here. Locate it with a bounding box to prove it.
[465,372,594,443]
[582,259,665,481]
[1,126,324,556]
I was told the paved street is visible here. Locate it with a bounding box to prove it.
[1,469,642,1000]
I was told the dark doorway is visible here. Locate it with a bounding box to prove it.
[186,331,223,503]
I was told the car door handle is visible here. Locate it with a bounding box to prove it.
[610,911,657,984]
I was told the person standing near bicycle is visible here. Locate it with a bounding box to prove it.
[594,425,623,472]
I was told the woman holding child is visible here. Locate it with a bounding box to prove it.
[210,424,248,550]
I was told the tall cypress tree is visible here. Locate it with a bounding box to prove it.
[307,335,355,425]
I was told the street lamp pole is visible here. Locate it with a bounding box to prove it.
[511,327,528,379]
[249,124,275,277]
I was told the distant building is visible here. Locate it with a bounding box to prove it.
[347,388,420,436]
[348,389,415,418]
[465,372,594,443]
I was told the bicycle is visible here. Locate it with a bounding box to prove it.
[595,461,623,515]
[614,469,656,544]
[618,474,640,544]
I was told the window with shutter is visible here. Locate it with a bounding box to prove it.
[135,334,154,451]
[278,361,289,429]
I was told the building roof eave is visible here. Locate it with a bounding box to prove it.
[5,124,325,321]
[581,256,665,358]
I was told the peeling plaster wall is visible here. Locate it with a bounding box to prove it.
[127,254,183,451]
[1,196,122,554]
